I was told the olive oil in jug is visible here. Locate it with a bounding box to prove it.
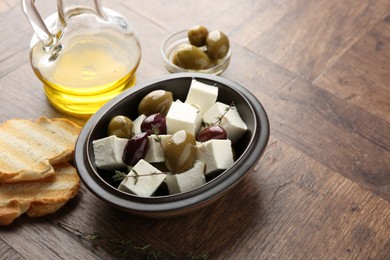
[23,0,141,117]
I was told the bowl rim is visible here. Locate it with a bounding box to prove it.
[74,73,269,215]
[160,29,231,75]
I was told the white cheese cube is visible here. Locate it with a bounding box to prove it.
[185,79,218,114]
[118,159,166,197]
[93,135,128,170]
[165,161,206,194]
[132,114,146,135]
[144,134,171,163]
[202,102,247,143]
[196,139,234,174]
[166,101,202,136]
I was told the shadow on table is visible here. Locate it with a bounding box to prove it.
[85,172,264,258]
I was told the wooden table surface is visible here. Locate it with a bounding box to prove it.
[1,0,390,259]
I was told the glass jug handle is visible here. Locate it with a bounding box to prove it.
[56,0,106,20]
[21,0,54,47]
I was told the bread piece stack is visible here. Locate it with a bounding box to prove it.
[0,117,81,226]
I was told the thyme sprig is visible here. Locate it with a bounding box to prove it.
[113,124,168,186]
[152,124,165,154]
[209,101,235,126]
[57,222,183,259]
[113,170,166,185]
[113,170,128,182]
[57,222,208,259]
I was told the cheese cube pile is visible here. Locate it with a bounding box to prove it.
[93,78,248,197]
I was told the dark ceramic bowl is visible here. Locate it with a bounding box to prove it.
[74,73,269,217]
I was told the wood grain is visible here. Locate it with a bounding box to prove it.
[0,239,22,260]
[247,0,390,80]
[0,0,389,259]
[131,137,390,259]
[314,15,390,123]
[268,77,390,200]
[224,44,296,96]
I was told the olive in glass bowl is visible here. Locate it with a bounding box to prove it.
[161,29,231,75]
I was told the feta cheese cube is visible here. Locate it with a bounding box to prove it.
[92,135,128,170]
[185,79,218,114]
[165,160,206,194]
[144,134,171,163]
[118,159,166,197]
[166,101,202,136]
[202,102,247,143]
[196,139,234,174]
[132,114,147,135]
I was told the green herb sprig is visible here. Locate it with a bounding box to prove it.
[113,170,166,185]
[209,101,235,126]
[57,222,208,259]
[152,124,165,154]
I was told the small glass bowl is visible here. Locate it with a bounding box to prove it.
[161,30,231,75]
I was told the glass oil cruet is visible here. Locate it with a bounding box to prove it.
[21,0,142,117]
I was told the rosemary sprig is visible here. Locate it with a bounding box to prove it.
[113,170,128,182]
[113,170,166,185]
[152,124,165,154]
[133,169,140,185]
[211,101,235,125]
[57,222,168,259]
[57,222,208,259]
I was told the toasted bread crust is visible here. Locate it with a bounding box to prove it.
[0,162,80,226]
[0,117,81,183]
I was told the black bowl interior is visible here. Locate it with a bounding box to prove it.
[75,73,269,215]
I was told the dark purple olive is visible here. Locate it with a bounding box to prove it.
[141,113,167,135]
[197,125,227,142]
[122,132,149,166]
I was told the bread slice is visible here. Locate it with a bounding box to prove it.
[0,117,81,183]
[0,162,80,226]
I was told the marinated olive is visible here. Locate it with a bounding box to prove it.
[197,125,227,142]
[122,132,149,166]
[138,90,173,116]
[108,115,134,139]
[164,130,196,174]
[141,113,167,135]
[172,44,212,70]
[206,30,230,59]
[188,25,209,47]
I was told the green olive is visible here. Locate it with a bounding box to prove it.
[172,44,212,70]
[188,25,209,47]
[164,130,196,174]
[108,115,134,138]
[206,30,230,59]
[138,90,173,116]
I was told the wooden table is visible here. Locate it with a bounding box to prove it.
[1,0,390,259]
